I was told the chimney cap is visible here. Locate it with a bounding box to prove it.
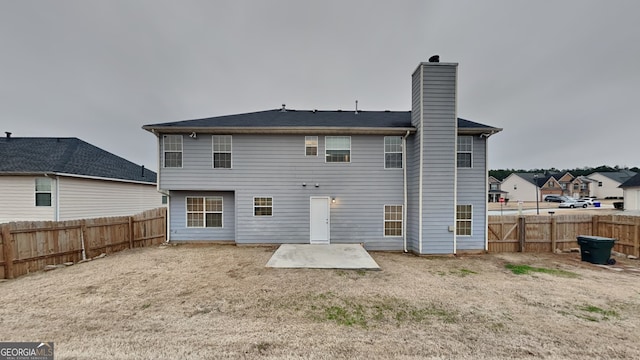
[428,55,440,63]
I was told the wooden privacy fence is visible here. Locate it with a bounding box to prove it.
[0,207,166,279]
[488,214,640,257]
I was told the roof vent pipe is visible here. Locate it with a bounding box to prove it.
[141,165,145,177]
[280,104,286,112]
[355,100,358,114]
[5,132,11,139]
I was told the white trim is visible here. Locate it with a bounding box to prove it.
[212,135,233,169]
[456,136,473,168]
[418,66,424,254]
[163,134,183,168]
[50,172,155,186]
[185,196,224,228]
[305,136,318,157]
[324,136,351,163]
[144,126,416,136]
[484,138,489,251]
[253,196,274,217]
[402,130,409,252]
[456,204,472,237]
[453,67,459,254]
[383,136,403,169]
[383,204,403,237]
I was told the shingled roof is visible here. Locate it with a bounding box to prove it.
[619,173,640,188]
[0,137,156,183]
[143,109,501,135]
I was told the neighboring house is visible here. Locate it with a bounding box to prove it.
[589,170,637,199]
[619,173,640,211]
[538,174,563,200]
[488,176,508,202]
[556,172,574,196]
[570,175,595,198]
[0,135,163,223]
[500,173,544,202]
[143,61,502,255]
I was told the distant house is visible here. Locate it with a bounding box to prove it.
[500,173,549,202]
[488,176,507,202]
[588,170,637,199]
[619,173,640,211]
[143,61,502,255]
[0,135,163,223]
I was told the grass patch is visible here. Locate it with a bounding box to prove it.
[577,305,619,321]
[304,293,458,328]
[505,264,578,278]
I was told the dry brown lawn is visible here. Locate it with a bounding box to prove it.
[1,244,640,359]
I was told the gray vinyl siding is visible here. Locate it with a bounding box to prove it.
[169,191,235,241]
[419,64,458,254]
[160,134,404,249]
[406,68,422,253]
[456,136,487,250]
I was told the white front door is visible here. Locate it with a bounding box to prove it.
[310,197,330,244]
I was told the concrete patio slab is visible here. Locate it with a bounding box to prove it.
[265,244,380,270]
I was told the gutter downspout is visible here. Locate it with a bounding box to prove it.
[402,130,410,253]
[54,175,60,221]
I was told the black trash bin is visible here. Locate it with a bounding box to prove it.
[576,235,617,265]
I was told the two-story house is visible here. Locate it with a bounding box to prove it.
[143,61,502,255]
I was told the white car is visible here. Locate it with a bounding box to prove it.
[559,199,589,208]
[579,197,596,205]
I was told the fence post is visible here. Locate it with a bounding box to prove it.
[592,216,599,236]
[634,222,639,258]
[128,216,134,249]
[550,217,557,252]
[518,216,526,252]
[1,224,14,279]
[81,220,91,259]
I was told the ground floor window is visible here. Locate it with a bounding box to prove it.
[254,197,273,216]
[384,205,403,237]
[456,204,472,236]
[186,196,223,228]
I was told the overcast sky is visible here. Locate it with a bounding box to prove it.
[2,0,638,172]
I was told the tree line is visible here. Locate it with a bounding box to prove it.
[489,165,640,182]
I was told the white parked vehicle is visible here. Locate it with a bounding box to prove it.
[559,199,589,208]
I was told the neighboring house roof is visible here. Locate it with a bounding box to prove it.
[511,172,548,187]
[592,170,637,184]
[143,109,502,135]
[0,137,156,184]
[619,173,640,188]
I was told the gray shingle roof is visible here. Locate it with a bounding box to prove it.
[619,173,640,188]
[0,137,156,183]
[143,109,501,133]
[594,170,637,184]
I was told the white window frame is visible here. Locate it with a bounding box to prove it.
[305,136,318,156]
[253,197,273,217]
[383,205,403,237]
[457,136,472,168]
[212,135,232,169]
[456,204,472,236]
[325,136,351,163]
[384,136,403,169]
[163,135,183,168]
[186,196,223,228]
[35,177,52,207]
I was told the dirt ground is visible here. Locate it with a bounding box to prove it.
[1,245,639,360]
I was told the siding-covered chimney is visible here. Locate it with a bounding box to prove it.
[409,60,458,254]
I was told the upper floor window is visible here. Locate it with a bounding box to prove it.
[325,136,350,163]
[163,135,183,168]
[457,136,472,168]
[35,177,52,207]
[456,204,472,236]
[254,197,273,216]
[489,183,499,190]
[186,196,222,228]
[305,136,318,156]
[212,135,232,168]
[384,136,403,169]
